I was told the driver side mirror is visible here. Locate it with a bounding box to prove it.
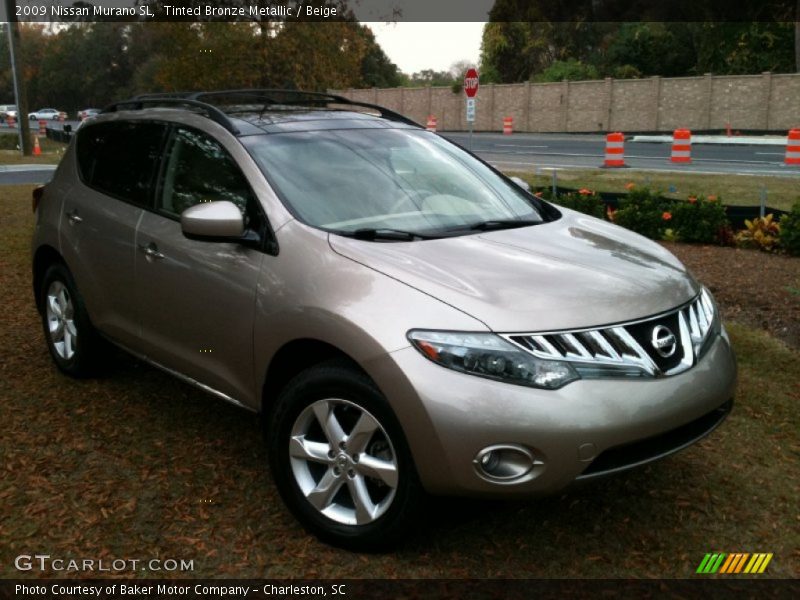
[181,201,245,240]
[510,176,531,192]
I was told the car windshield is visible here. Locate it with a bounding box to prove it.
[244,128,545,237]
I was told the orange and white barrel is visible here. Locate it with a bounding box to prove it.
[38,119,46,136]
[603,132,625,167]
[503,116,513,135]
[426,115,437,132]
[785,129,800,166]
[671,129,692,163]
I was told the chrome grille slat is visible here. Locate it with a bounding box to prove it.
[586,330,621,361]
[530,335,561,358]
[505,292,716,378]
[561,333,592,359]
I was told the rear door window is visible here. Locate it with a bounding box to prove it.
[76,121,167,207]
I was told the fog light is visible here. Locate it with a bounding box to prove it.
[474,445,537,482]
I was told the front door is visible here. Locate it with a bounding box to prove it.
[135,126,267,404]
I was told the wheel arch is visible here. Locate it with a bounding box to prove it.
[33,244,65,313]
[261,338,368,418]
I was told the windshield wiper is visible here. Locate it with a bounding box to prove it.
[467,219,542,231]
[348,228,436,241]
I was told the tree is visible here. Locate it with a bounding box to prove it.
[533,59,599,82]
[479,0,798,82]
[357,25,403,88]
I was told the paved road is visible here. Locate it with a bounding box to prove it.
[442,132,800,177]
[0,165,57,185]
[3,131,799,186]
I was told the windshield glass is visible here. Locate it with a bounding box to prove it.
[244,128,544,236]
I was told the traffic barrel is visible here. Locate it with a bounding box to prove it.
[670,129,692,163]
[426,115,437,132]
[503,116,513,135]
[603,132,625,167]
[38,119,46,136]
[785,129,800,166]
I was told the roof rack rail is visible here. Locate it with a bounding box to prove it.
[199,89,422,127]
[101,98,239,134]
[103,89,422,133]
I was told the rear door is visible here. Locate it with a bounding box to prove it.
[134,125,267,404]
[60,120,167,348]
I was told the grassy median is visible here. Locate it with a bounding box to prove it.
[1,184,798,578]
[0,134,66,165]
[512,169,800,211]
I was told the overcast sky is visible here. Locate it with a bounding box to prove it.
[367,22,487,75]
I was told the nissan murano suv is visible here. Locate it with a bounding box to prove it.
[31,90,736,550]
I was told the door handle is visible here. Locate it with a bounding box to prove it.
[138,242,165,261]
[66,209,82,225]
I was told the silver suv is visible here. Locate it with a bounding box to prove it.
[32,90,736,550]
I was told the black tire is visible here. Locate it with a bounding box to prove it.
[39,262,105,377]
[267,360,423,551]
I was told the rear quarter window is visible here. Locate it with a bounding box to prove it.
[75,121,167,207]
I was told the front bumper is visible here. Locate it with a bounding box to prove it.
[365,330,737,496]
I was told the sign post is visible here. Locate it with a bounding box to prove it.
[464,68,479,151]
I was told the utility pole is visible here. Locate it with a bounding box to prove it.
[5,0,32,156]
[795,0,800,73]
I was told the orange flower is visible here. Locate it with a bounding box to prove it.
[707,195,717,202]
[606,206,617,222]
[625,182,635,190]
[533,191,543,198]
[578,188,593,196]
[662,211,672,221]
[688,196,697,204]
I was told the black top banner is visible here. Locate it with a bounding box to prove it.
[2,0,799,23]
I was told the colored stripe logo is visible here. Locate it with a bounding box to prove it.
[696,553,773,574]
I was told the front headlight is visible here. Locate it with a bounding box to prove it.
[407,330,580,390]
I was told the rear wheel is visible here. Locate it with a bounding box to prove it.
[268,361,422,551]
[39,263,105,377]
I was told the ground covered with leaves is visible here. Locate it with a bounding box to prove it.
[1,185,798,578]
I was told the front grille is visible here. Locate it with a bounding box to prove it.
[577,399,733,478]
[504,291,716,378]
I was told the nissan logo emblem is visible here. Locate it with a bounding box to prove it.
[651,325,677,358]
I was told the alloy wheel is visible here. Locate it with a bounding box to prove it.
[45,280,77,360]
[288,398,399,526]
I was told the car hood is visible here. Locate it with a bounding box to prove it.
[328,209,699,332]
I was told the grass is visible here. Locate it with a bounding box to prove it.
[510,168,800,212]
[0,134,67,165]
[1,184,798,578]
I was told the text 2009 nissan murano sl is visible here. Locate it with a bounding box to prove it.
[31,90,736,550]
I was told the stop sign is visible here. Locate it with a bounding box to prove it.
[464,68,479,98]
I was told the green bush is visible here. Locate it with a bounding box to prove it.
[613,188,672,240]
[671,195,730,244]
[549,189,607,219]
[779,202,800,256]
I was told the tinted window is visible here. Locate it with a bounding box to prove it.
[76,121,166,206]
[159,127,254,218]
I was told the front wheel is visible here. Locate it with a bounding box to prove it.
[267,362,423,551]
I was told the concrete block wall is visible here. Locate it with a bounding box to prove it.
[332,71,800,133]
